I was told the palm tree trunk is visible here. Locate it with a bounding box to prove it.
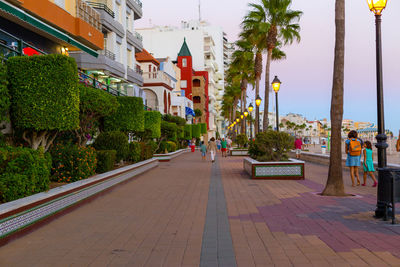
[322,0,346,196]
[263,49,272,131]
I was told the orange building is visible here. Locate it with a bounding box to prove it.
[0,0,103,57]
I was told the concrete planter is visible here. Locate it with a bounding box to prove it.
[229,148,248,156]
[244,157,305,180]
[153,148,190,162]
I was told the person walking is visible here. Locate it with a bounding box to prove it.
[294,137,303,159]
[345,130,363,187]
[216,138,221,152]
[200,141,207,161]
[396,133,400,153]
[207,137,217,163]
[190,138,196,152]
[362,141,377,187]
[221,138,228,157]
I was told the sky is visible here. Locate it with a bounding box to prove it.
[136,0,400,134]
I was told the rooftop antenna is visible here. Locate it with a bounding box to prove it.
[198,0,201,21]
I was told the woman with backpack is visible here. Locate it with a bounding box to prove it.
[345,130,363,187]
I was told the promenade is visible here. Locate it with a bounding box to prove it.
[0,152,399,266]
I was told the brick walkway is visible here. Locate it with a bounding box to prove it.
[0,152,400,266]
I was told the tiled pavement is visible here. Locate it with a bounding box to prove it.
[0,152,400,266]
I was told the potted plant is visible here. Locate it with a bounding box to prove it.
[230,134,249,156]
[244,131,304,180]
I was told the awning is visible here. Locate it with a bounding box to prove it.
[0,1,98,57]
[185,107,195,117]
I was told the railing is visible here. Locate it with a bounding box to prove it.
[142,71,173,87]
[86,1,115,18]
[78,70,126,96]
[134,31,143,41]
[76,0,102,31]
[100,49,116,60]
[133,0,143,7]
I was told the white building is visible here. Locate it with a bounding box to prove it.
[71,0,144,98]
[137,20,229,135]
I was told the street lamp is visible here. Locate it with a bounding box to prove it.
[272,76,281,132]
[255,95,262,133]
[367,0,389,219]
[244,109,249,137]
[248,103,254,139]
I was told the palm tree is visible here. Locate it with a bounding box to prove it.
[322,0,346,196]
[246,0,302,131]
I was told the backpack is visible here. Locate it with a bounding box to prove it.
[349,138,361,156]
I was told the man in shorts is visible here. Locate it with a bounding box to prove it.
[221,138,228,157]
[294,136,303,159]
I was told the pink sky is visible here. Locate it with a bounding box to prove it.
[137,0,400,134]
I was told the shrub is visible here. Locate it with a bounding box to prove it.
[51,144,96,183]
[167,141,177,152]
[236,134,248,148]
[144,111,161,138]
[200,123,207,134]
[0,146,51,202]
[194,108,202,118]
[163,114,186,126]
[7,55,79,151]
[192,124,201,138]
[77,84,119,146]
[140,142,154,160]
[128,142,141,163]
[95,150,116,174]
[93,131,129,161]
[0,63,10,122]
[161,121,177,142]
[177,126,184,139]
[104,96,144,132]
[158,140,177,154]
[248,131,294,162]
[184,124,192,139]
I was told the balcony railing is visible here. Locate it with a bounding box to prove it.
[78,71,126,96]
[86,1,115,18]
[76,0,102,31]
[100,49,116,60]
[142,71,173,87]
[133,0,142,7]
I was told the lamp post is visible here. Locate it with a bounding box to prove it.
[236,118,240,135]
[248,103,254,139]
[244,109,249,137]
[255,95,262,133]
[367,0,389,219]
[272,76,281,132]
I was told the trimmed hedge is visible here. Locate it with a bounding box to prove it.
[51,144,97,183]
[163,114,186,126]
[128,142,141,163]
[0,63,10,122]
[200,123,207,134]
[0,146,51,202]
[192,124,201,138]
[184,124,192,139]
[144,111,161,138]
[177,126,184,139]
[104,96,144,132]
[7,54,79,131]
[96,150,116,174]
[93,131,129,161]
[161,121,177,142]
[140,142,154,161]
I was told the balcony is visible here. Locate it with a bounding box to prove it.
[86,1,115,18]
[78,70,126,96]
[204,45,216,59]
[89,1,124,37]
[126,0,143,19]
[142,71,174,89]
[76,0,101,31]
[126,30,143,52]
[127,66,143,86]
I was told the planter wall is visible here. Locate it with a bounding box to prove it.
[244,157,305,180]
[153,148,190,162]
[229,149,248,156]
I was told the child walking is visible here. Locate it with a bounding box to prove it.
[345,130,362,187]
[362,141,378,187]
[200,141,207,161]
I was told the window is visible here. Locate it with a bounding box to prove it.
[182,58,187,67]
[127,49,132,68]
[193,79,201,87]
[115,43,121,62]
[181,80,187,88]
[193,96,201,103]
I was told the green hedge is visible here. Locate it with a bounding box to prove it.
[200,123,207,134]
[128,142,141,163]
[93,131,129,161]
[162,114,186,126]
[51,144,97,183]
[0,63,10,122]
[184,124,192,139]
[0,146,51,202]
[96,150,116,174]
[192,124,201,138]
[7,54,79,131]
[177,126,184,139]
[104,96,144,132]
[161,121,177,142]
[140,142,154,161]
[144,111,161,138]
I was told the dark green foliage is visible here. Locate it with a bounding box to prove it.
[51,144,96,183]
[200,123,207,134]
[177,126,185,139]
[93,131,129,161]
[0,146,51,202]
[194,108,202,117]
[157,140,177,154]
[192,124,201,138]
[162,114,186,126]
[184,124,192,139]
[161,121,177,141]
[236,134,248,148]
[7,54,79,131]
[0,63,10,122]
[144,111,162,138]
[128,142,141,163]
[140,142,154,160]
[248,131,294,162]
[95,150,116,174]
[77,84,119,145]
[104,96,144,132]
